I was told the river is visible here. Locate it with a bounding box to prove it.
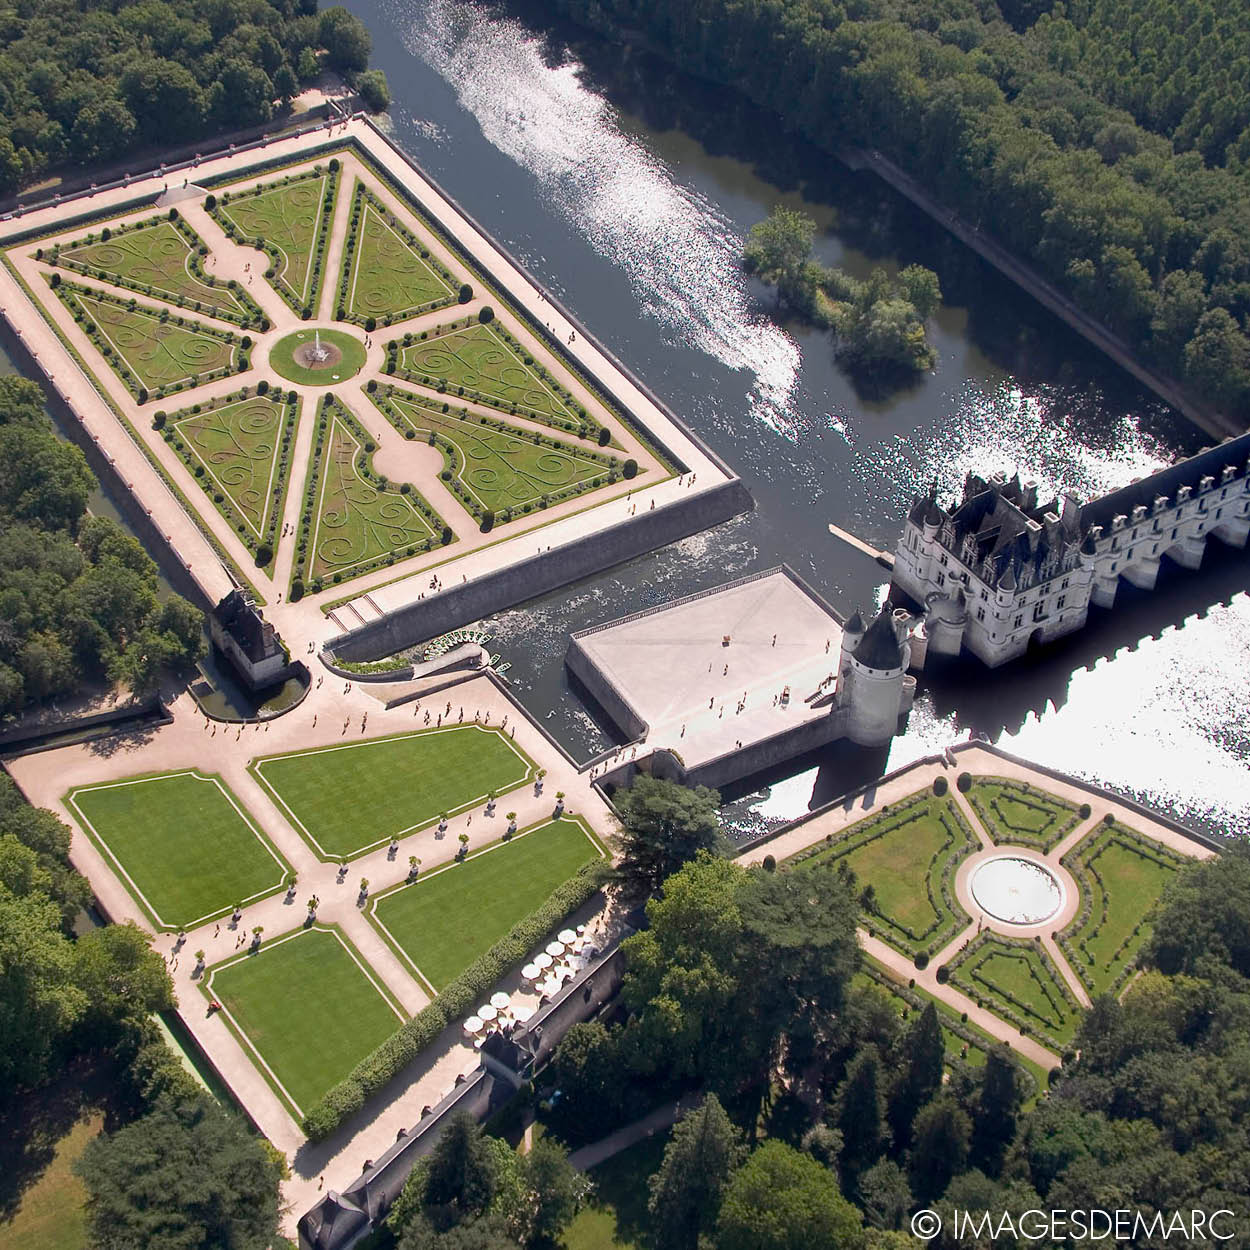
[16,0,1250,836]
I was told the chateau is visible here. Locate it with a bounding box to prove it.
[890,432,1250,667]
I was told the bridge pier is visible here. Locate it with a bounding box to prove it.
[1165,534,1207,571]
[1121,558,1162,591]
[1091,575,1120,609]
[1211,517,1250,548]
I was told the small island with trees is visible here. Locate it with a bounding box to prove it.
[744,206,941,381]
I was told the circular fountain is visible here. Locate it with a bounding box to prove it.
[969,855,1064,926]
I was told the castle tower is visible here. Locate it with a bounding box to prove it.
[843,606,910,746]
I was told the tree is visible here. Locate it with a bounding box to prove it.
[320,6,372,73]
[909,1097,971,1204]
[0,776,91,923]
[743,207,817,308]
[398,1214,521,1250]
[273,65,298,106]
[424,1113,500,1223]
[358,69,391,113]
[612,775,724,894]
[77,1095,282,1250]
[0,422,93,531]
[0,883,85,1092]
[716,1140,864,1250]
[971,1045,1021,1175]
[836,1049,886,1185]
[546,1021,626,1142]
[209,60,274,129]
[859,1159,913,1231]
[72,921,173,1047]
[120,59,205,144]
[648,1094,746,1250]
[519,1137,587,1245]
[1183,308,1250,412]
[887,1002,944,1151]
[898,265,942,319]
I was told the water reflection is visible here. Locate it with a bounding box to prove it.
[364,0,1250,838]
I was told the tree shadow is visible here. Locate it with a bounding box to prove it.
[0,1056,122,1223]
[85,723,159,758]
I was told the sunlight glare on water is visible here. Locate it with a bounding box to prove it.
[406,0,806,440]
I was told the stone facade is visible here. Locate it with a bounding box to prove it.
[891,433,1250,667]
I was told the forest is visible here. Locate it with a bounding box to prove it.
[0,0,377,194]
[543,0,1250,420]
[0,376,204,716]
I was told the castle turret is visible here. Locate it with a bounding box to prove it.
[844,606,909,746]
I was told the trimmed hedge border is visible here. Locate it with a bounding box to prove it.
[292,392,452,596]
[209,162,340,318]
[1057,820,1186,998]
[967,777,1082,853]
[861,962,1039,1102]
[302,858,609,1140]
[389,316,609,443]
[47,210,266,328]
[371,383,623,527]
[164,385,299,571]
[51,276,245,403]
[947,931,1081,1053]
[788,791,977,960]
[336,178,460,326]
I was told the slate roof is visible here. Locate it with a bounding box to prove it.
[212,590,281,663]
[1079,432,1250,534]
[853,607,904,669]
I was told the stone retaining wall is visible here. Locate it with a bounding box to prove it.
[328,479,753,660]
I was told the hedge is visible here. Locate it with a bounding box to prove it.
[301,859,609,1140]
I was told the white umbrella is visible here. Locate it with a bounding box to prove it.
[513,1004,536,1023]
[521,963,540,981]
[464,1016,483,1034]
[490,992,510,1010]
[534,952,553,970]
[546,940,565,957]
[558,929,576,945]
[479,1004,498,1022]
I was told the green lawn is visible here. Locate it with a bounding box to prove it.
[204,926,405,1119]
[371,816,605,990]
[562,1132,669,1250]
[55,215,259,324]
[794,793,976,956]
[378,388,616,517]
[1060,823,1184,997]
[65,770,291,930]
[340,182,459,323]
[269,328,366,386]
[212,166,337,313]
[302,404,441,583]
[967,778,1081,852]
[250,725,537,860]
[396,320,585,429]
[172,393,296,544]
[949,935,1081,1049]
[60,284,240,396]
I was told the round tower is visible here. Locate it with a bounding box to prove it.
[844,607,907,746]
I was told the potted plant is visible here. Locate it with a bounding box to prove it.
[437,813,449,836]
[408,855,421,879]
[359,878,370,898]
[194,950,206,974]
[505,812,517,839]
[306,896,319,922]
[485,790,497,816]
[553,791,566,817]
[250,926,264,950]
[535,769,547,796]
[457,833,470,861]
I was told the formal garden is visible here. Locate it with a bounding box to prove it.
[370,815,607,990]
[374,385,627,524]
[201,926,406,1119]
[788,791,977,961]
[209,163,339,316]
[945,932,1082,1051]
[965,776,1083,852]
[165,387,299,568]
[391,314,605,439]
[46,211,264,327]
[64,770,292,931]
[291,395,449,593]
[248,724,538,860]
[337,180,461,325]
[53,280,246,402]
[1058,818,1186,997]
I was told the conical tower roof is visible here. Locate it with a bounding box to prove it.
[853,608,903,670]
